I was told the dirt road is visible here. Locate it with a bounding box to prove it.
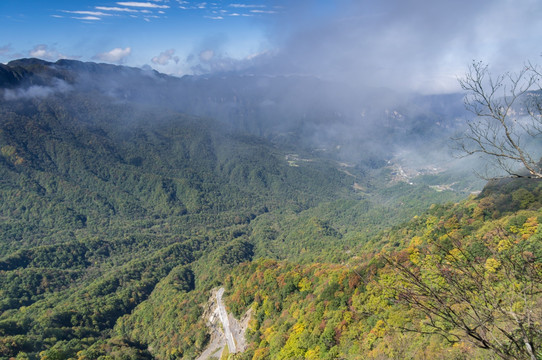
[216,287,236,353]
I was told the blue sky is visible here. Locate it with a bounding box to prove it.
[2,0,542,93]
[1,0,284,75]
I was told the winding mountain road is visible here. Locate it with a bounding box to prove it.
[216,287,236,353]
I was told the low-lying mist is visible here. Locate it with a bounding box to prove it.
[1,57,476,181]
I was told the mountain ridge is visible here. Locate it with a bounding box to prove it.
[1,57,470,168]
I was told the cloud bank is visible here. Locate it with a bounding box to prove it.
[3,79,72,101]
[151,49,180,65]
[149,0,542,95]
[93,47,132,64]
[257,0,542,94]
[29,45,69,61]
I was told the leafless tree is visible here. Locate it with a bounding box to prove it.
[455,61,542,179]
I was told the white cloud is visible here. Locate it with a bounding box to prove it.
[143,15,160,21]
[29,44,69,60]
[73,16,102,21]
[116,2,170,9]
[151,49,179,65]
[29,45,52,58]
[4,79,72,101]
[250,10,277,14]
[199,49,214,61]
[229,4,266,8]
[63,10,111,16]
[95,6,139,12]
[265,0,542,94]
[93,47,132,63]
[246,50,269,60]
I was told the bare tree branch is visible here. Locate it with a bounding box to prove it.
[454,61,542,179]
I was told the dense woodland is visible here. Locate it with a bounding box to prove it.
[1,59,540,360]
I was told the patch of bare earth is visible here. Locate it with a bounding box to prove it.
[196,288,252,360]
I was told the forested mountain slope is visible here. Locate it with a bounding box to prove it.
[0,59,489,359]
[1,58,468,161]
[218,178,542,360]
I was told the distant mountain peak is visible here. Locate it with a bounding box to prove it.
[6,57,53,67]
